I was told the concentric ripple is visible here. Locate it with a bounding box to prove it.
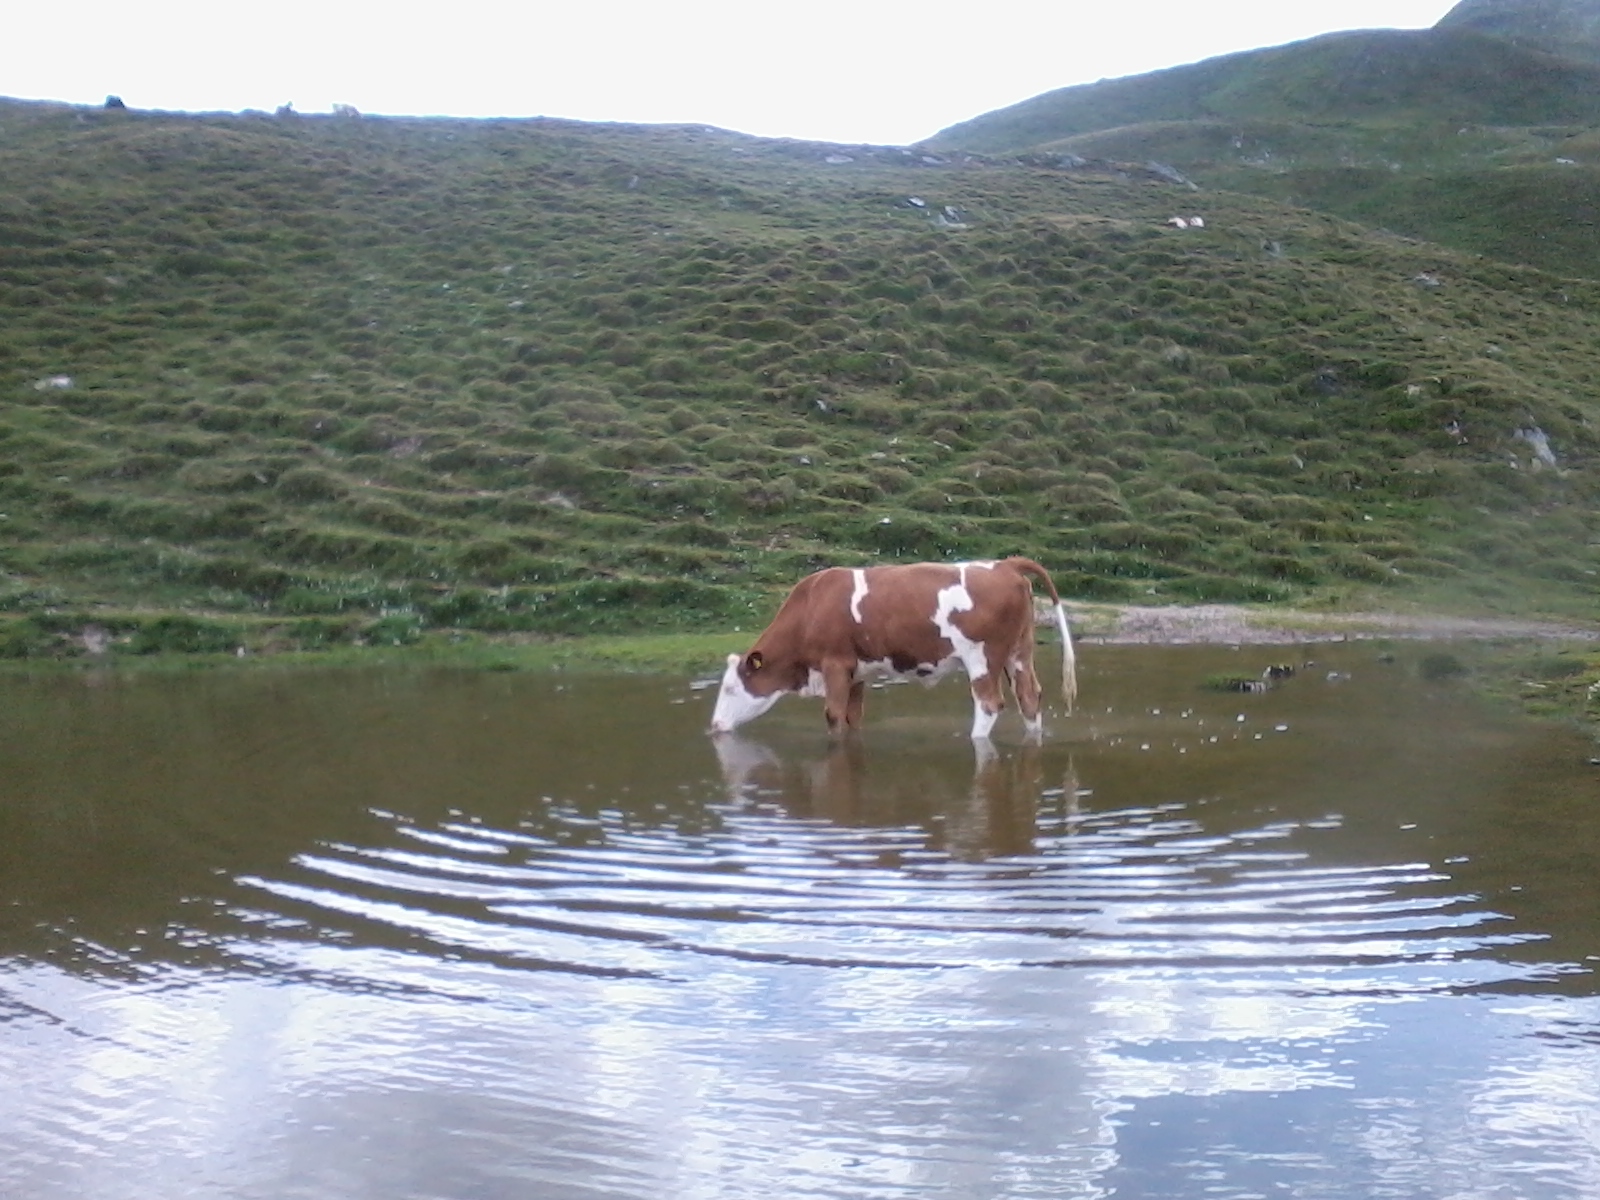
[240,792,1536,985]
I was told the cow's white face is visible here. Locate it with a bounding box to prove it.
[709,652,786,734]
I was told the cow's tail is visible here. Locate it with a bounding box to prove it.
[1004,557,1078,714]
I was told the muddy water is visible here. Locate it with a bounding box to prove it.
[2,645,1598,1199]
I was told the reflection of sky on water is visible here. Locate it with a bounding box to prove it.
[5,650,1600,1198]
[8,951,1600,1198]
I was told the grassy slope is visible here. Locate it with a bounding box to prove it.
[924,28,1600,280]
[1,98,1598,659]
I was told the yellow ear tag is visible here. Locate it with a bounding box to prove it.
[746,651,764,672]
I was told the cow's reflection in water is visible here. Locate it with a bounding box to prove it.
[712,735,1078,863]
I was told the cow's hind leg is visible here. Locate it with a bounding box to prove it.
[967,653,1006,740]
[844,679,867,729]
[1009,651,1045,740]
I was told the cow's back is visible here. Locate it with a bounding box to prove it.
[756,559,1036,666]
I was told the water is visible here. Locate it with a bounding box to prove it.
[2,645,1598,1199]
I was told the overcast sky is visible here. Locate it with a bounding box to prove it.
[10,1,1462,145]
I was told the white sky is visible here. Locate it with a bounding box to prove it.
[9,1,1461,145]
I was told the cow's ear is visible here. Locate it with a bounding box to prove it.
[745,651,764,673]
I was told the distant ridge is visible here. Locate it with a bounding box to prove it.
[924,26,1600,153]
[1438,0,1600,62]
[923,4,1600,279]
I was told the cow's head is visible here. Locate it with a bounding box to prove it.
[709,650,788,734]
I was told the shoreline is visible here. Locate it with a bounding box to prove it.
[3,604,1597,671]
[1065,604,1600,647]
[4,604,1595,731]
[1058,604,1597,736]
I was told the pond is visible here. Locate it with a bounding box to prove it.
[2,644,1598,1199]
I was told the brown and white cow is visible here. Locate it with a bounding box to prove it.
[708,557,1077,739]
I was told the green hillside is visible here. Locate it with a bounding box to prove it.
[1,98,1598,656]
[924,11,1600,280]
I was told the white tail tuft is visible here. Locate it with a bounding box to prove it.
[1055,602,1077,714]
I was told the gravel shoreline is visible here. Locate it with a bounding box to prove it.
[1067,604,1600,646]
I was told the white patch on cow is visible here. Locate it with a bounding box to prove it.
[709,653,786,734]
[934,564,989,681]
[801,669,826,698]
[849,569,869,623]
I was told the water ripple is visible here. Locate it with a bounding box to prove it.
[237,778,1537,988]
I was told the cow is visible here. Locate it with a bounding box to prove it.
[709,557,1077,740]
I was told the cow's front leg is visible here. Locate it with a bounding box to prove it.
[821,660,858,734]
